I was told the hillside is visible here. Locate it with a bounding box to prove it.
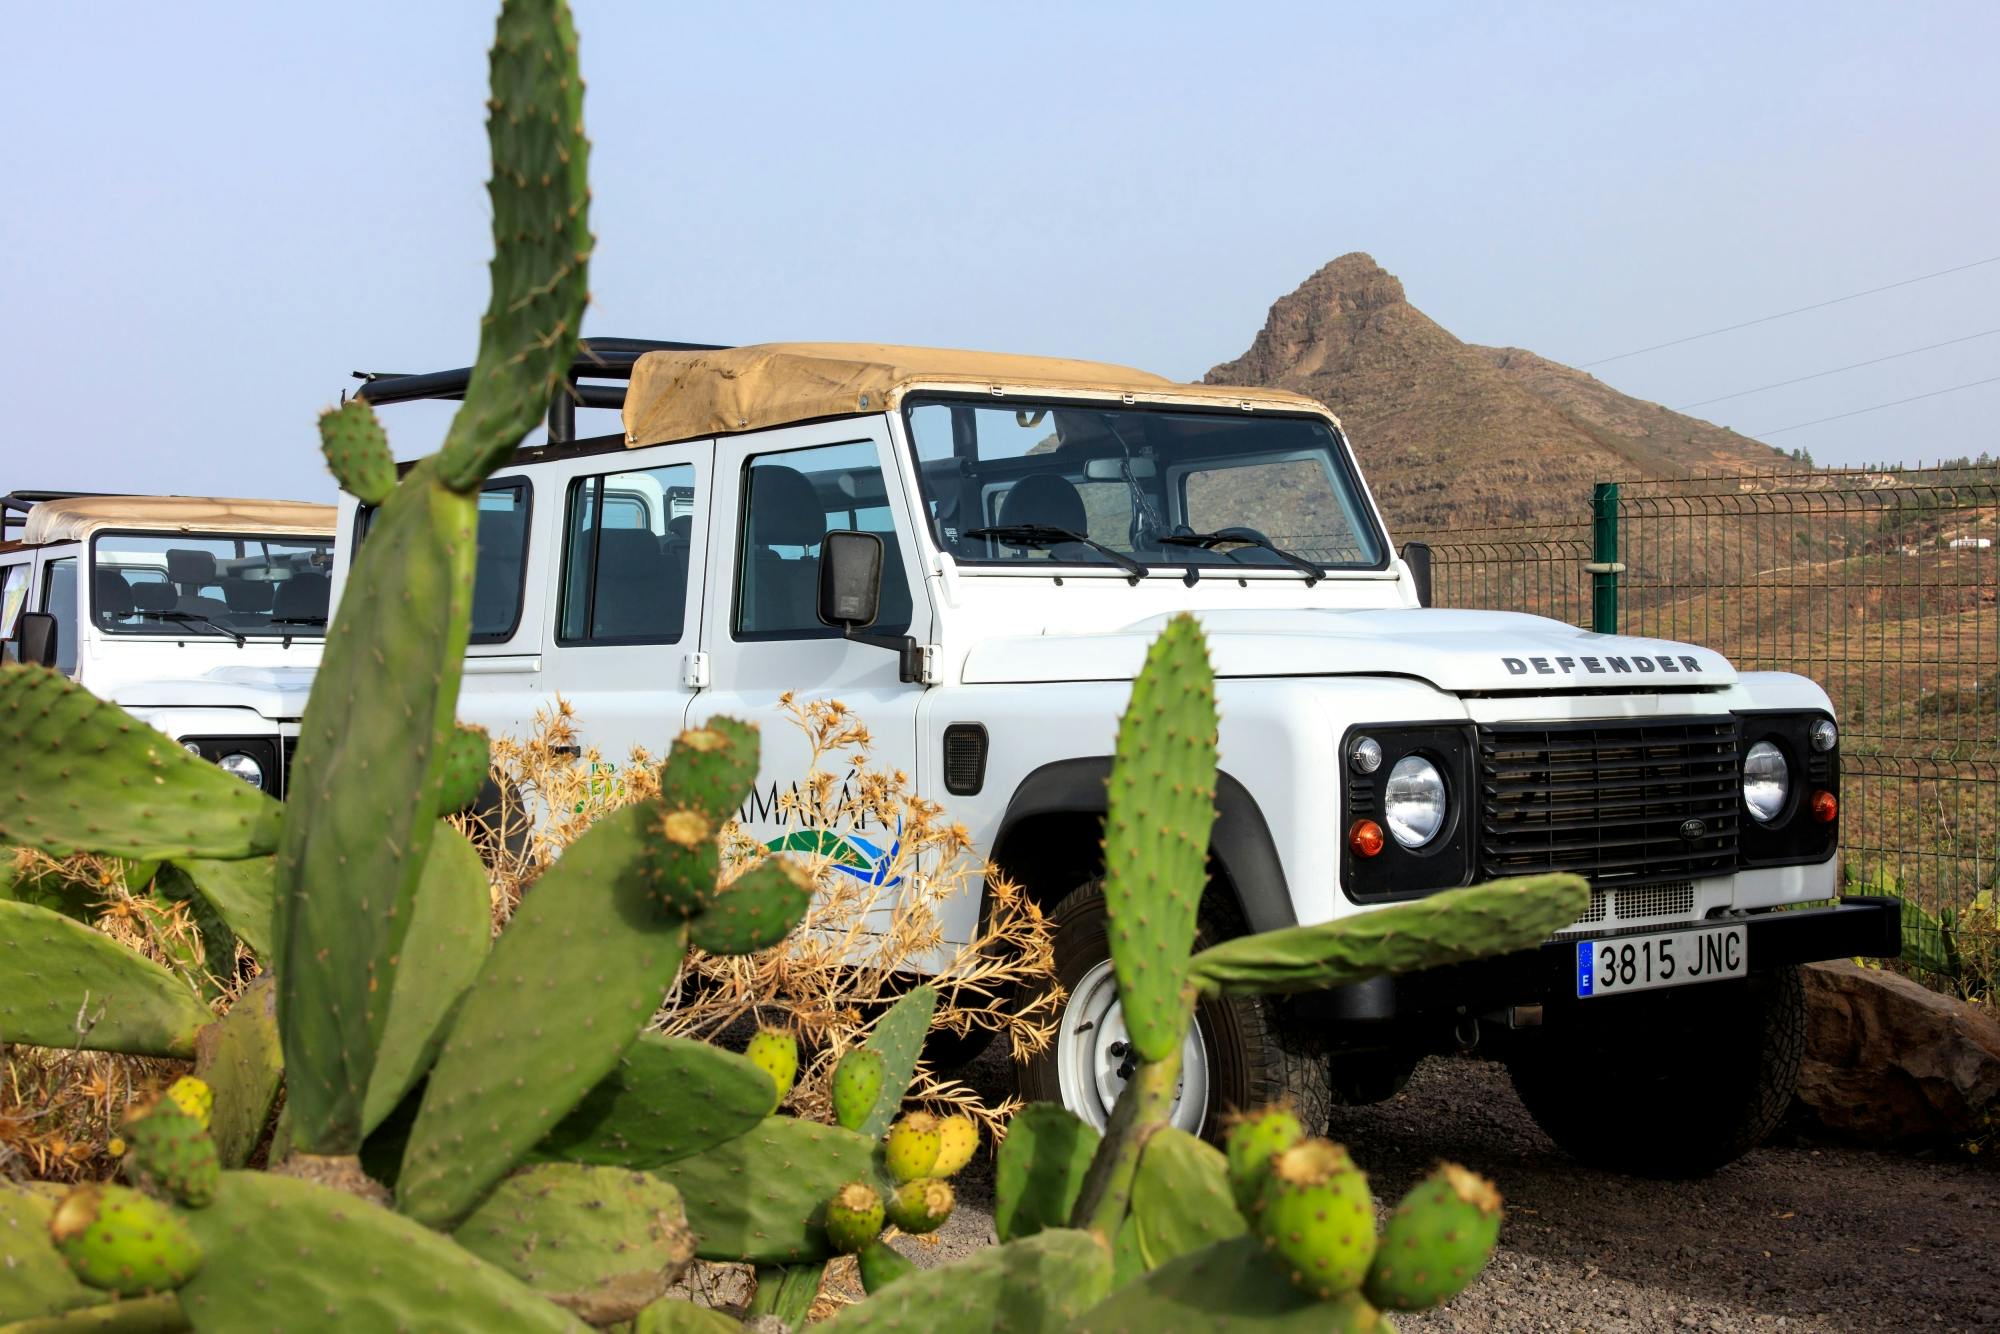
[1206,253,1785,529]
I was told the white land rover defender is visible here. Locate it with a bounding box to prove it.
[1,493,335,796]
[342,340,1897,1178]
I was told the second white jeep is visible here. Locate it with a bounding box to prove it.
[339,340,1896,1177]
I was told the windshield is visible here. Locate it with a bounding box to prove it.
[903,397,1386,573]
[91,531,334,638]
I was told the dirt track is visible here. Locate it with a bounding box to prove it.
[918,1051,1998,1333]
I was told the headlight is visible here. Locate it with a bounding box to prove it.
[216,751,266,790]
[182,741,203,756]
[1384,755,1447,848]
[1742,741,1789,823]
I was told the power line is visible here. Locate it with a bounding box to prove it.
[1677,328,2000,409]
[1752,374,2000,436]
[1581,255,2000,368]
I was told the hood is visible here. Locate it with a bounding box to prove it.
[105,665,317,722]
[959,608,1737,693]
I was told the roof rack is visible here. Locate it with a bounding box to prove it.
[352,336,728,444]
[2,489,108,541]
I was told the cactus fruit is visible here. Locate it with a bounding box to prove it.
[883,1179,954,1236]
[1225,1104,1304,1211]
[162,1077,213,1130]
[1099,613,1218,1064]
[122,1102,219,1208]
[852,985,937,1138]
[745,1027,799,1113]
[0,901,214,1058]
[831,1048,886,1131]
[0,665,285,862]
[1363,1162,1504,1313]
[48,1185,203,1295]
[930,1113,979,1177]
[686,857,814,955]
[882,1112,944,1183]
[1254,1139,1377,1301]
[658,720,760,821]
[643,802,722,918]
[856,1239,916,1294]
[824,1182,886,1254]
[319,397,398,505]
[438,724,492,813]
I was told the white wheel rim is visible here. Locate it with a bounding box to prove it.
[1054,958,1209,1135]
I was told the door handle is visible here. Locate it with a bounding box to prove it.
[551,744,582,758]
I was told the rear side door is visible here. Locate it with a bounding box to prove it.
[693,419,931,892]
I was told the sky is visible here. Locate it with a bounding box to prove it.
[2,1,1995,506]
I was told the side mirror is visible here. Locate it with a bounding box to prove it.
[1399,541,1433,609]
[818,530,885,628]
[13,611,59,668]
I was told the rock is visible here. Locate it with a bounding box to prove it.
[1797,961,2000,1143]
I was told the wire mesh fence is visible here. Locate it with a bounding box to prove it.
[1409,463,1999,995]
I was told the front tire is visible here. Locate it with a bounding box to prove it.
[1506,964,1806,1178]
[1017,881,1329,1139]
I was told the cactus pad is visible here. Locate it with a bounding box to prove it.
[175,1170,581,1331]
[318,397,398,505]
[824,1182,885,1254]
[883,1178,953,1236]
[658,719,761,821]
[398,802,690,1228]
[1100,613,1219,1063]
[453,1163,696,1324]
[0,1186,98,1321]
[882,1113,943,1183]
[992,1102,1100,1243]
[687,857,813,955]
[0,666,284,861]
[1188,874,1590,997]
[1254,1139,1376,1301]
[930,1113,978,1177]
[1072,1236,1387,1332]
[854,985,936,1138]
[642,802,722,918]
[191,976,282,1168]
[438,725,493,814]
[1225,1104,1305,1212]
[163,857,274,960]
[0,901,212,1058]
[831,1047,886,1130]
[744,1028,799,1113]
[536,1032,775,1169]
[1129,1127,1245,1269]
[856,1239,916,1295]
[362,823,493,1134]
[652,1116,876,1265]
[122,1102,219,1208]
[49,1185,203,1296]
[633,1299,747,1333]
[821,1229,1114,1334]
[1363,1163,1503,1313]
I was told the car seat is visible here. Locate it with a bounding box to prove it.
[742,465,825,632]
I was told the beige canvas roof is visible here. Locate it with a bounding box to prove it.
[18,496,336,547]
[621,342,1334,447]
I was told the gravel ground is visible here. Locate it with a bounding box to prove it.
[900,1047,1998,1333]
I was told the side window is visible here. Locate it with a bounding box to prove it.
[736,441,911,640]
[471,481,533,644]
[0,563,26,637]
[558,463,697,644]
[41,557,79,674]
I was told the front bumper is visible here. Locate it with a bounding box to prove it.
[1314,895,1901,1023]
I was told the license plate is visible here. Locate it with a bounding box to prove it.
[1575,924,1746,998]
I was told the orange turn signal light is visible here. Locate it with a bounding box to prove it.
[1810,789,1838,823]
[1348,819,1386,858]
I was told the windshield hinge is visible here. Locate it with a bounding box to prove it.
[915,644,941,686]
[681,651,710,689]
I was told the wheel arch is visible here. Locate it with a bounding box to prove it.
[987,757,1295,935]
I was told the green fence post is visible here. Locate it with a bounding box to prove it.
[1588,482,1622,633]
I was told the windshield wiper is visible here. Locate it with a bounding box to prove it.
[135,610,246,647]
[966,524,1149,581]
[1159,527,1325,585]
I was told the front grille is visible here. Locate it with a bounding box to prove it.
[1477,719,1739,886]
[279,736,299,801]
[1557,882,1699,936]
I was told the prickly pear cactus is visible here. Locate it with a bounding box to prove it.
[49,1185,203,1296]
[1072,1236,1384,1333]
[856,1238,916,1295]
[122,1101,219,1208]
[831,1047,886,1130]
[191,977,283,1168]
[437,724,492,814]
[0,901,214,1058]
[536,1032,775,1169]
[1099,612,1218,1064]
[994,1103,1099,1243]
[319,396,398,505]
[1254,1139,1378,1301]
[1364,1163,1504,1313]
[685,858,814,955]
[823,1229,1113,1334]
[853,985,936,1138]
[274,0,593,1157]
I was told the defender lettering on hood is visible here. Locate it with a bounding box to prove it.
[1501,652,1705,678]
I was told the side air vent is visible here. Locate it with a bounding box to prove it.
[943,723,988,796]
